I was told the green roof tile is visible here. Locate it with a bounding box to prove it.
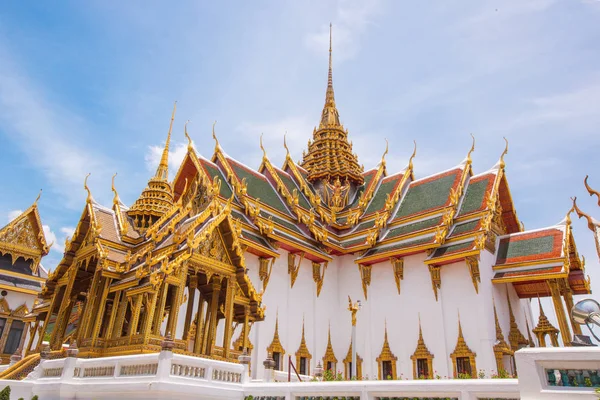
[458,176,493,217]
[431,241,474,258]
[364,175,403,216]
[201,162,233,198]
[497,234,556,261]
[449,219,480,238]
[385,216,442,240]
[340,237,368,248]
[275,169,311,209]
[366,236,433,256]
[229,160,291,216]
[394,172,459,220]
[259,211,303,235]
[242,231,272,249]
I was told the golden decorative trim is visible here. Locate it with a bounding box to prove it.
[295,317,312,375]
[465,256,480,294]
[390,257,404,294]
[322,324,337,371]
[312,261,327,297]
[258,257,274,293]
[288,252,304,288]
[506,291,529,351]
[358,264,371,299]
[532,298,559,347]
[343,341,363,380]
[410,316,434,379]
[267,313,285,370]
[376,321,397,380]
[492,299,513,373]
[450,315,477,378]
[428,265,441,301]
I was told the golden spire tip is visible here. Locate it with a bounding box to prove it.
[212,120,220,149]
[184,120,192,150]
[84,173,92,203]
[260,133,267,160]
[584,175,600,205]
[499,137,509,168]
[467,133,475,163]
[34,189,42,205]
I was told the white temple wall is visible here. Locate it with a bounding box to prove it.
[241,246,535,380]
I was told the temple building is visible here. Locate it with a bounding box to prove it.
[0,196,50,364]
[0,27,592,382]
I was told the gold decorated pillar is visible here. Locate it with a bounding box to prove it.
[50,268,77,348]
[183,276,198,340]
[112,293,129,339]
[25,321,39,354]
[127,294,143,340]
[153,283,169,335]
[560,281,582,336]
[207,276,222,356]
[547,279,571,346]
[166,278,185,338]
[222,278,236,358]
[242,306,250,351]
[90,277,111,346]
[105,291,121,340]
[142,291,158,341]
[193,292,205,354]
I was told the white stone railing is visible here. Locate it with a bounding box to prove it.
[243,379,521,400]
[515,347,600,399]
[273,369,312,382]
[1,347,600,399]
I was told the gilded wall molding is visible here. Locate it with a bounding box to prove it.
[258,257,274,293]
[358,264,372,300]
[428,265,441,301]
[390,257,404,294]
[312,261,327,297]
[465,256,480,294]
[288,253,304,288]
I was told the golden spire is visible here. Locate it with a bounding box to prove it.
[325,23,335,109]
[156,101,177,181]
[84,173,93,204]
[184,120,193,151]
[533,297,559,335]
[111,173,121,206]
[506,290,528,350]
[300,23,363,186]
[584,175,600,206]
[380,139,389,166]
[260,133,267,161]
[499,137,509,169]
[408,140,417,171]
[283,133,291,159]
[466,133,475,164]
[33,189,42,206]
[571,197,598,232]
[212,121,220,151]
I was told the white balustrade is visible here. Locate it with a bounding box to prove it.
[2,347,600,399]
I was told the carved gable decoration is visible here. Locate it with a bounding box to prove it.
[12,304,29,318]
[198,228,231,265]
[0,298,9,315]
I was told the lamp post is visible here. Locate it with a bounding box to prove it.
[348,296,361,379]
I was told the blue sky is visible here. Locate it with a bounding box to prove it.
[1,1,600,317]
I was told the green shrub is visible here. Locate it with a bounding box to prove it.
[32,396,39,400]
[0,386,10,400]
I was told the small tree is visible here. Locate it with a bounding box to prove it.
[0,386,10,400]
[32,396,39,400]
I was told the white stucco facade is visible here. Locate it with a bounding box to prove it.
[238,245,535,380]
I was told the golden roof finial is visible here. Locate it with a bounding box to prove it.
[466,133,475,164]
[260,133,267,161]
[381,139,389,166]
[584,175,600,206]
[33,189,42,206]
[84,173,93,204]
[111,173,121,205]
[156,101,177,181]
[326,22,334,107]
[184,120,192,150]
[499,137,509,169]
[283,133,290,158]
[571,196,598,232]
[212,120,220,150]
[408,140,417,171]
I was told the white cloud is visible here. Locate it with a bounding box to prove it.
[145,141,190,180]
[305,0,382,62]
[0,40,112,208]
[6,210,23,224]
